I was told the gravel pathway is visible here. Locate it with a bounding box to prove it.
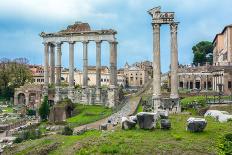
[73,96,141,132]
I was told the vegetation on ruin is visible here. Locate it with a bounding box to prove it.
[5,112,232,155]
[66,104,112,127]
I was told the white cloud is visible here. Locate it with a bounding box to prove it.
[0,0,117,22]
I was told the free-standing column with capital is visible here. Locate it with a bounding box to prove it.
[152,23,161,111]
[170,22,179,99]
[109,41,118,87]
[56,42,62,86]
[96,41,102,102]
[43,42,49,95]
[83,41,89,88]
[55,42,62,103]
[50,44,55,85]
[68,42,75,101]
[108,41,118,108]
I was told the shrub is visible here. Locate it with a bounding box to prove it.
[27,109,36,116]
[181,96,207,110]
[14,129,42,144]
[62,126,73,135]
[218,133,232,155]
[39,95,50,121]
[13,137,23,143]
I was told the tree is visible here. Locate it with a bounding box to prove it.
[0,58,32,100]
[192,41,213,66]
[39,96,50,121]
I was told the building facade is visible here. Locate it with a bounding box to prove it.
[30,65,126,87]
[176,25,232,95]
[119,61,152,88]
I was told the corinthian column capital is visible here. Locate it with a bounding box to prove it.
[170,22,179,34]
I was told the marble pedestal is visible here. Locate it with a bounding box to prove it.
[107,86,118,108]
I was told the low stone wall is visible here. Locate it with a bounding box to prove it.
[0,119,26,131]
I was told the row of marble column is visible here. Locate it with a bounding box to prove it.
[180,75,209,90]
[213,74,223,92]
[43,41,118,97]
[152,22,179,110]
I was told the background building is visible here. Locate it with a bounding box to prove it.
[30,65,125,87]
[119,61,152,88]
[174,25,232,95]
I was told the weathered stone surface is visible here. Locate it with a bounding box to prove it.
[204,110,232,123]
[187,117,207,132]
[158,110,168,119]
[129,115,137,123]
[136,112,158,129]
[99,123,107,130]
[49,99,74,123]
[121,117,136,130]
[73,126,87,135]
[160,119,171,130]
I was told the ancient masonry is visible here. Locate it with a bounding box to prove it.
[40,22,118,108]
[148,7,180,113]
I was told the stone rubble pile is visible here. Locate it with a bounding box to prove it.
[121,111,171,130]
[187,117,207,132]
[204,110,232,123]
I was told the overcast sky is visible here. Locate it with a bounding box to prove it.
[0,0,232,72]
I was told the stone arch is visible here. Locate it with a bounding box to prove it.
[18,93,26,105]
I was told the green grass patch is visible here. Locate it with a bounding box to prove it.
[66,104,112,127]
[74,114,232,155]
[1,107,13,113]
[5,105,232,155]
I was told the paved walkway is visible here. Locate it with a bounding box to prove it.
[73,96,141,132]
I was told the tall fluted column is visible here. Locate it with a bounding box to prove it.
[96,41,102,102]
[55,42,62,103]
[50,44,55,85]
[43,42,49,95]
[83,41,89,88]
[68,42,75,101]
[96,41,102,89]
[109,41,117,87]
[170,22,179,99]
[108,41,118,108]
[152,23,161,111]
[114,42,118,86]
[69,42,75,88]
[56,42,62,86]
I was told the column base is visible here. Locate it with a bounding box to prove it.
[107,87,118,108]
[95,88,102,103]
[68,87,75,102]
[81,87,89,104]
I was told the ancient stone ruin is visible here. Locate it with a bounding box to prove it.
[148,6,181,113]
[40,22,119,108]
